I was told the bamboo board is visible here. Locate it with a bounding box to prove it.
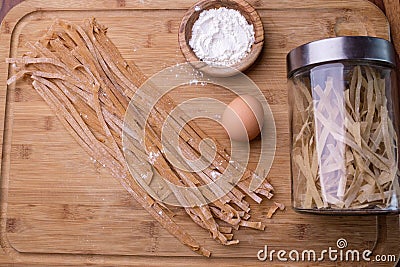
[0,0,398,266]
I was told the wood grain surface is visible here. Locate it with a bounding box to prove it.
[0,0,399,266]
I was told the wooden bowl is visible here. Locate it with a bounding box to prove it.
[178,0,264,77]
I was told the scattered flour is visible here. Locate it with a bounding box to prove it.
[189,7,255,66]
[148,151,160,165]
[210,170,221,179]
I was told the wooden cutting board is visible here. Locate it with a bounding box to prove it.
[0,0,398,266]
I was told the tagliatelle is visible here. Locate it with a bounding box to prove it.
[291,65,399,210]
[7,18,277,256]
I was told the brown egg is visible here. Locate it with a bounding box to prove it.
[221,95,264,142]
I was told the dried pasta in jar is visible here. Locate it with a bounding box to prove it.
[287,37,400,214]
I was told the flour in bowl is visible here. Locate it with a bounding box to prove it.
[189,7,255,66]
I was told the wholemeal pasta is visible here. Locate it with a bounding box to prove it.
[7,18,278,256]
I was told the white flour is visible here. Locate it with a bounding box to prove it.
[189,7,255,66]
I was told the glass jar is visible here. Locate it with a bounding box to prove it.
[287,36,400,214]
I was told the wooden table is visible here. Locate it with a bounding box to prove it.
[0,1,398,60]
[0,0,399,266]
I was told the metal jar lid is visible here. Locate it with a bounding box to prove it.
[286,36,396,78]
